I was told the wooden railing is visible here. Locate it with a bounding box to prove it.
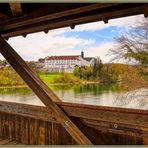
[0,101,148,145]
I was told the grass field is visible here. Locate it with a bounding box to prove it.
[0,68,81,86]
[38,72,63,84]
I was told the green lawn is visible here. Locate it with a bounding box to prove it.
[38,73,63,84]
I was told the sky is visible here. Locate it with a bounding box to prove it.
[0,14,145,63]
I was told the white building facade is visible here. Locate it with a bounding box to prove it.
[39,51,95,73]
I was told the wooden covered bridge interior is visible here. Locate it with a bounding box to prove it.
[0,3,148,145]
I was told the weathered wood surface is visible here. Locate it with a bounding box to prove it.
[57,102,148,128]
[0,101,148,145]
[0,101,148,128]
[0,101,57,123]
[2,4,148,38]
[0,101,148,144]
[0,3,147,145]
[0,12,9,19]
[0,111,77,145]
[0,3,147,38]
[0,3,118,30]
[9,3,22,16]
[0,36,92,145]
[0,137,21,145]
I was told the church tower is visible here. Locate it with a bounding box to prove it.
[81,51,84,58]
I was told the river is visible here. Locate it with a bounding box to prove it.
[0,83,147,110]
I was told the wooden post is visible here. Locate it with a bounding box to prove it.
[9,3,22,16]
[0,36,92,145]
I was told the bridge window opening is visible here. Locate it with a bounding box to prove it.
[0,14,147,110]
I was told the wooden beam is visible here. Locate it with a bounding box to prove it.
[9,3,22,16]
[0,12,9,19]
[0,100,148,129]
[143,8,148,17]
[0,36,92,145]
[57,102,148,128]
[0,3,119,31]
[0,101,57,123]
[0,101,148,143]
[2,4,148,38]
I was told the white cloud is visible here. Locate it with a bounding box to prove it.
[85,42,115,63]
[7,32,95,61]
[72,14,144,32]
[0,14,144,63]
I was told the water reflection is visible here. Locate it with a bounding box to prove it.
[113,88,148,109]
[0,86,44,106]
[0,84,147,110]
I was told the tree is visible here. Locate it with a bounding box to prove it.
[109,17,148,99]
[109,18,148,79]
[93,57,103,79]
[27,61,41,73]
[99,64,121,83]
[0,59,7,66]
[73,67,80,77]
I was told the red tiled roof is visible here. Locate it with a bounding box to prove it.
[46,55,81,60]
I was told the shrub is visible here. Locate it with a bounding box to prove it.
[53,73,81,83]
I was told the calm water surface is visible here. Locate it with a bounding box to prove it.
[0,83,147,110]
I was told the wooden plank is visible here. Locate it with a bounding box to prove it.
[142,137,148,145]
[0,101,148,143]
[8,115,14,139]
[6,141,19,145]
[81,118,148,137]
[2,4,148,38]
[0,4,118,30]
[0,137,20,145]
[25,118,29,144]
[15,116,20,142]
[0,138,12,145]
[20,116,25,144]
[0,101,57,123]
[0,100,148,129]
[0,36,92,145]
[0,111,147,145]
[0,115,2,137]
[58,102,148,128]
[9,3,22,16]
[46,122,52,145]
[38,120,46,145]
[3,115,8,138]
[34,119,39,145]
[57,102,148,115]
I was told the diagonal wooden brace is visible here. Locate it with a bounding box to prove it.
[0,36,93,145]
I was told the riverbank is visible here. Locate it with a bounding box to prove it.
[0,68,80,86]
[0,68,98,87]
[0,67,147,89]
[0,81,100,89]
